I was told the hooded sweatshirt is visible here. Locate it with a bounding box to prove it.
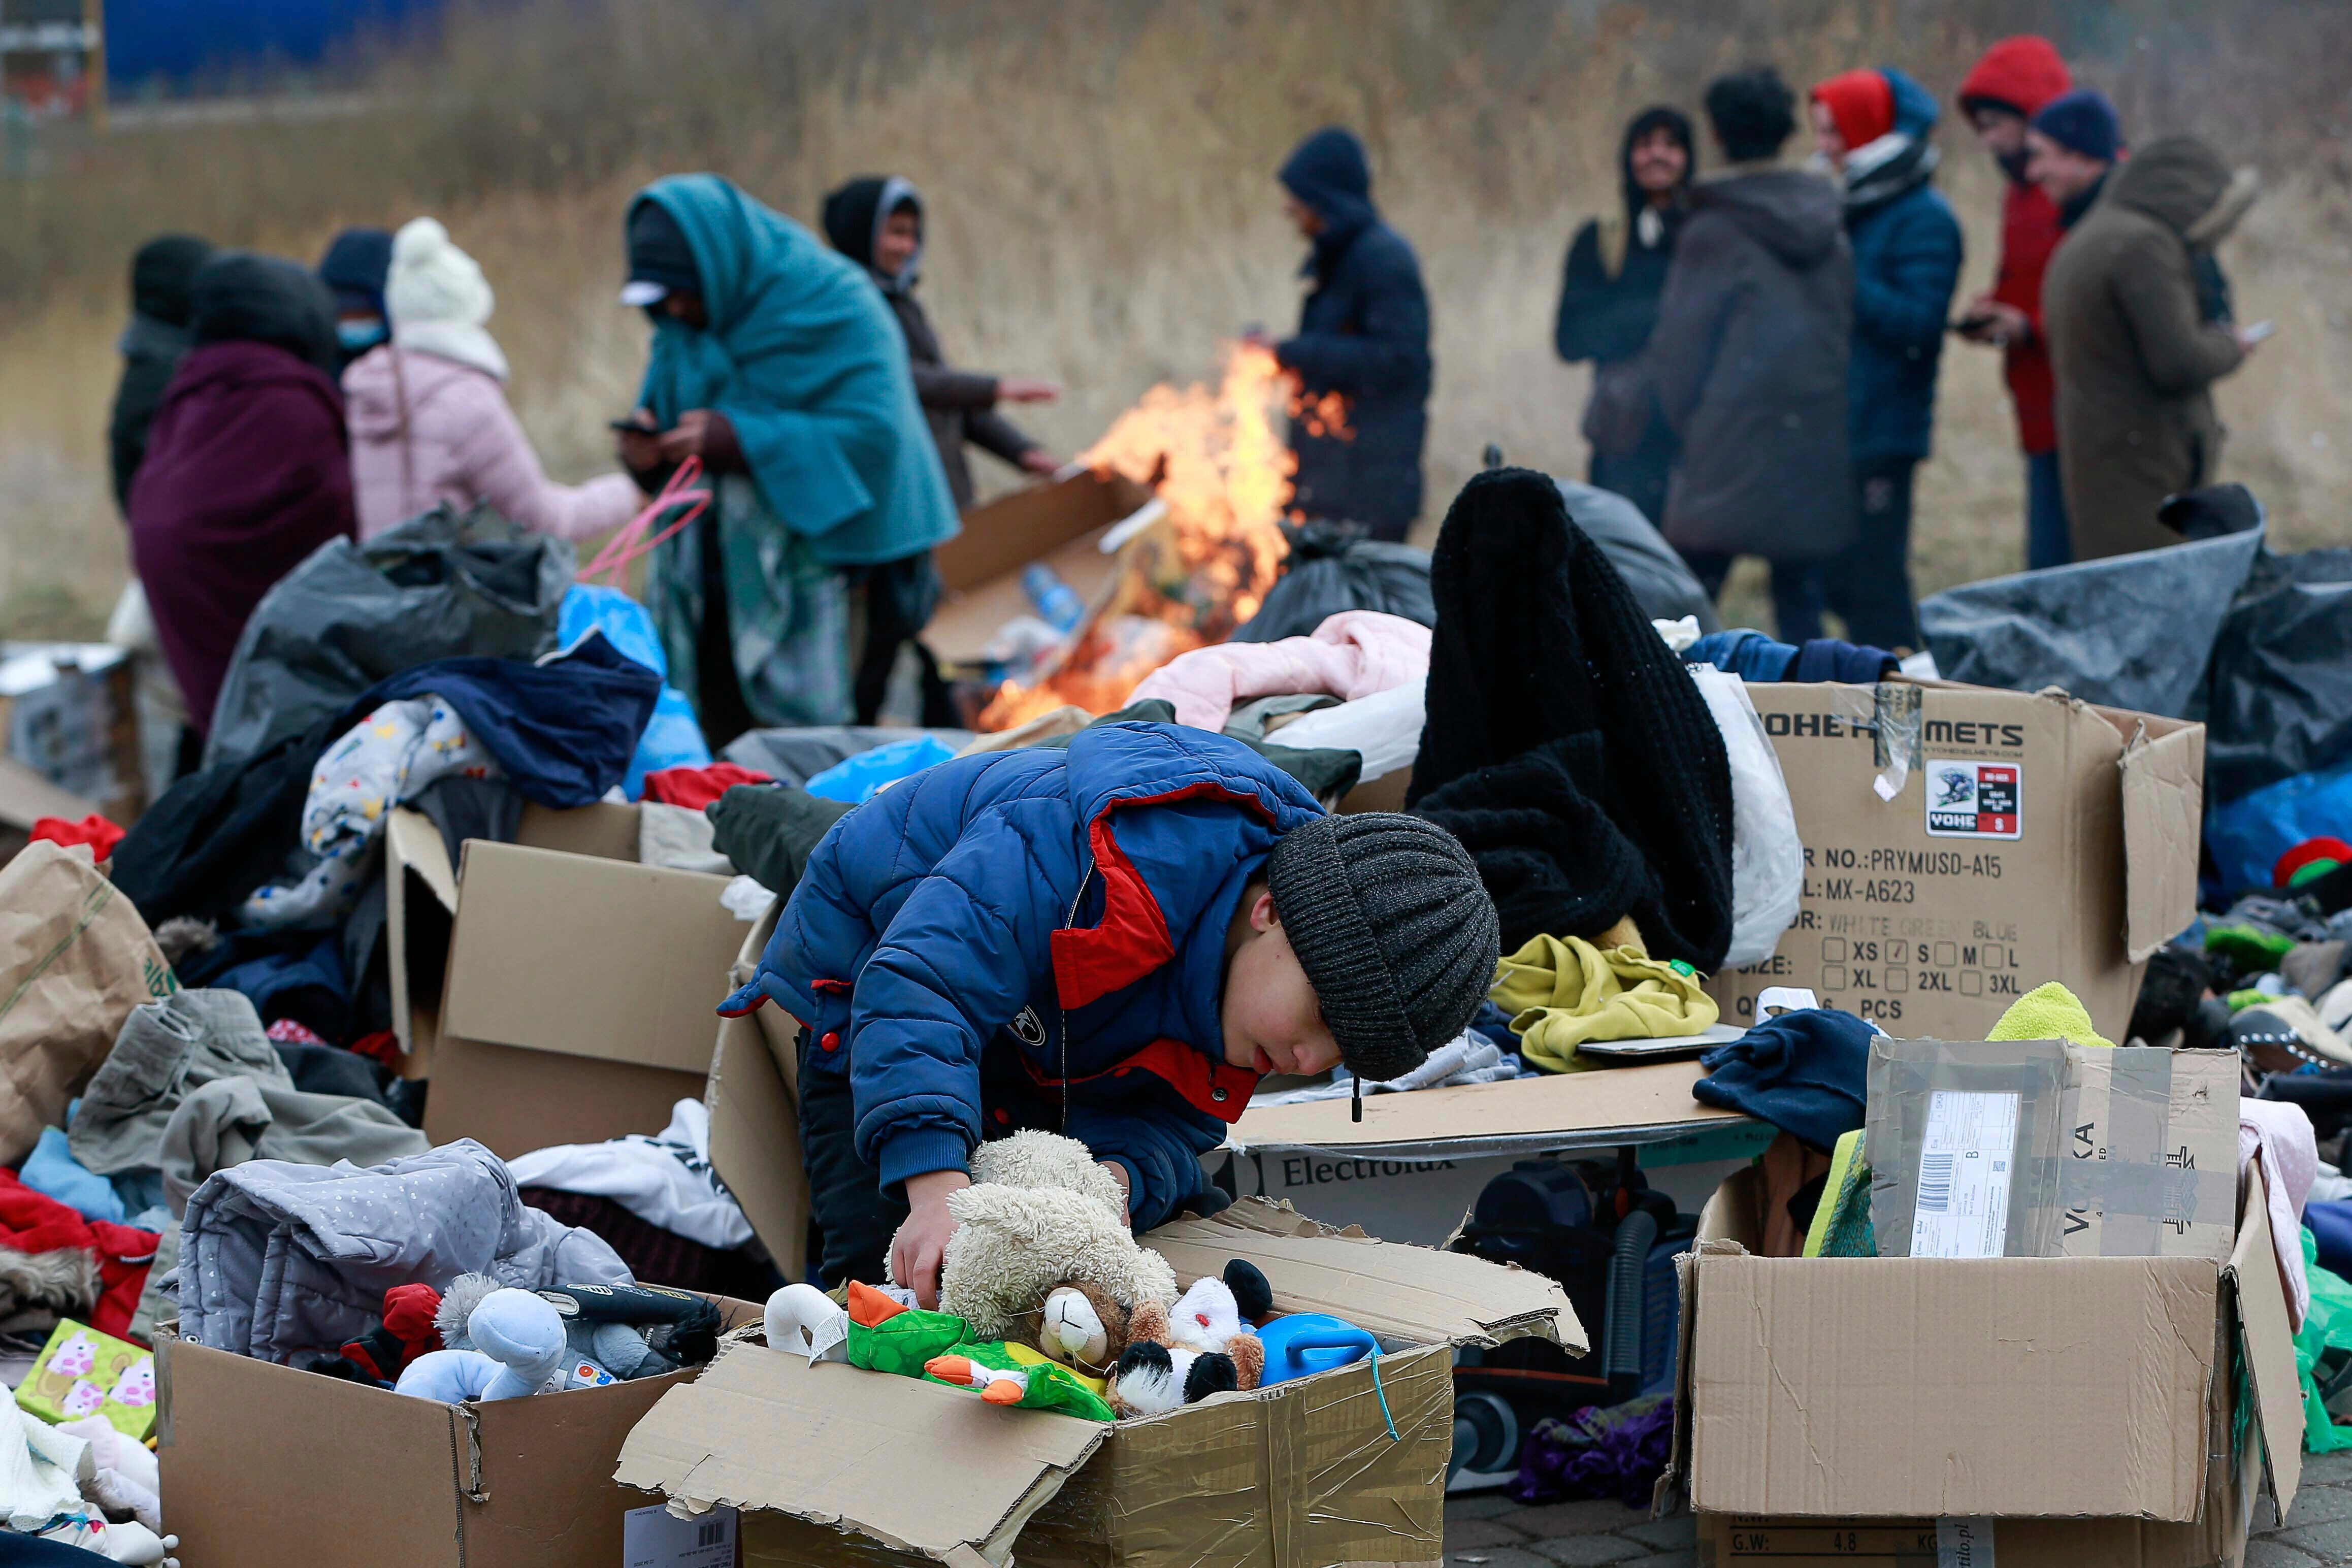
[110,234,215,511]
[128,253,355,735]
[2043,136,2257,561]
[1273,127,1432,538]
[820,175,1040,511]
[1825,67,1963,467]
[1635,162,1857,561]
[344,217,639,541]
[1956,36,2072,454]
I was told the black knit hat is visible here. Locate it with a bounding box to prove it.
[1266,813,1501,1085]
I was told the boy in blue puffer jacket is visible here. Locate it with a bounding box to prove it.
[720,722,1500,1303]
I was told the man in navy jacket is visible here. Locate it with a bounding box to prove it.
[721,722,1499,1300]
[1267,127,1434,543]
[1807,67,1964,650]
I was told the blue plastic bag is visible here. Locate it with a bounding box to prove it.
[2206,759,2352,896]
[803,735,957,804]
[558,584,711,798]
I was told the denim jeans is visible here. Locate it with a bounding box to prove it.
[2026,450,2071,572]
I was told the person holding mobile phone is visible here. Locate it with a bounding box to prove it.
[1951,36,2076,570]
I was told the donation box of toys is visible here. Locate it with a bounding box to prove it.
[617,1196,1581,1566]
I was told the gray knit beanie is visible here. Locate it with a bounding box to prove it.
[1265,813,1501,1084]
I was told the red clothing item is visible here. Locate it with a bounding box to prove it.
[1811,70,1894,151]
[1959,37,2072,455]
[640,761,774,811]
[0,1170,160,1343]
[29,815,126,861]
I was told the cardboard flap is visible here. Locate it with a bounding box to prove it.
[2226,1162,2304,1520]
[0,755,98,832]
[1144,1197,1586,1354]
[706,903,807,1280]
[2119,721,2206,962]
[385,809,459,1059]
[614,1340,1106,1564]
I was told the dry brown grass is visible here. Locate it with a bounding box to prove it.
[5,0,2348,638]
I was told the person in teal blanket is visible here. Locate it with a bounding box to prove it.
[614,174,959,747]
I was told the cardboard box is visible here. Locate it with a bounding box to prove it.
[1866,1040,2240,1262]
[395,802,751,1157]
[1661,1157,2301,1547]
[617,1197,1583,1567]
[0,643,141,823]
[1707,682,2203,1046]
[0,754,100,868]
[705,899,809,1282]
[927,468,1156,667]
[154,1297,760,1568]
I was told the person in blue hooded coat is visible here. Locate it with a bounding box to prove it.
[1263,127,1433,543]
[614,175,960,747]
[719,722,1499,1298]
[1806,67,1964,650]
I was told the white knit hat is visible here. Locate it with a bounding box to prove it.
[386,217,508,381]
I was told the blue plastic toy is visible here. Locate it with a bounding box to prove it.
[1255,1313,1379,1387]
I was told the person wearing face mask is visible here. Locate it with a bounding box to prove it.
[1951,36,2075,570]
[821,176,1063,725]
[612,175,959,750]
[317,227,394,372]
[1805,66,1962,651]
[1555,106,1697,526]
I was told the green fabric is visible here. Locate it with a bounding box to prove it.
[1803,1128,1877,1258]
[1490,933,1719,1073]
[634,175,958,569]
[1987,981,2115,1049]
[845,1303,971,1378]
[2298,1229,2352,1453]
[2208,923,2298,971]
[924,1347,1117,1422]
[2291,859,2344,889]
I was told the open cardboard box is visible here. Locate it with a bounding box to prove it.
[1661,1156,2303,1568]
[616,1197,1582,1567]
[390,802,751,1157]
[1709,680,2203,1044]
[155,1296,761,1568]
[927,468,1156,668]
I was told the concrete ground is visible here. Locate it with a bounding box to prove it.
[1441,1449,2352,1567]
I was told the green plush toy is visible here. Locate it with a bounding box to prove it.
[840,1282,1116,1422]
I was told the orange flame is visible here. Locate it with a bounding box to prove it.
[977,342,1305,730]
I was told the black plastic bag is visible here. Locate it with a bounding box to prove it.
[1554,479,1720,632]
[1232,521,1434,643]
[2205,545,2352,800]
[202,503,574,769]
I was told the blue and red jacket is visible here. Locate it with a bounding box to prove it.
[718,722,1325,1231]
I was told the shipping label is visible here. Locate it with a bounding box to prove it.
[1910,1090,2019,1259]
[1924,761,2021,839]
[625,1504,736,1568]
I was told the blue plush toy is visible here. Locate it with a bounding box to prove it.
[393,1289,569,1402]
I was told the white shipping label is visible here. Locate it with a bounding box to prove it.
[1911,1090,2020,1259]
[1937,1517,1996,1568]
[624,1503,737,1568]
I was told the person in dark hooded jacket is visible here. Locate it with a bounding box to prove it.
[128,254,355,737]
[1618,68,1856,638]
[1555,107,1696,525]
[317,227,394,372]
[108,235,215,512]
[1807,66,1963,650]
[821,176,1062,513]
[1266,127,1432,543]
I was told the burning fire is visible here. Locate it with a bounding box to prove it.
[977,341,1330,731]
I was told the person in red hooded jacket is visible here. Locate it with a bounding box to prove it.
[1951,36,2074,571]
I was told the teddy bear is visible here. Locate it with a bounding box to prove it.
[913,1130,1178,1374]
[1107,1260,1276,1418]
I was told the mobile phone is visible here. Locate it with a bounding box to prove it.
[2243,319,2276,344]
[609,416,656,433]
[1950,311,1997,334]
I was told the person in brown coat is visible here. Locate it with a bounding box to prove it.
[2041,135,2261,561]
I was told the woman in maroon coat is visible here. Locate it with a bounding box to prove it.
[128,253,355,739]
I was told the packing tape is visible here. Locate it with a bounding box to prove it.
[1935,1517,1995,1568]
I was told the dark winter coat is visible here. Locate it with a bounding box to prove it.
[2042,137,2257,560]
[1841,69,1964,467]
[720,722,1324,1232]
[1634,165,1857,561]
[1276,128,1433,538]
[1407,469,1735,970]
[821,176,1040,512]
[127,254,354,736]
[108,235,214,511]
[1556,107,1695,524]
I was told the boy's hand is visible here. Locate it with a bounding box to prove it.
[1098,1160,1131,1228]
[893,1169,971,1310]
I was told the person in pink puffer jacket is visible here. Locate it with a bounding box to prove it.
[344,217,642,541]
